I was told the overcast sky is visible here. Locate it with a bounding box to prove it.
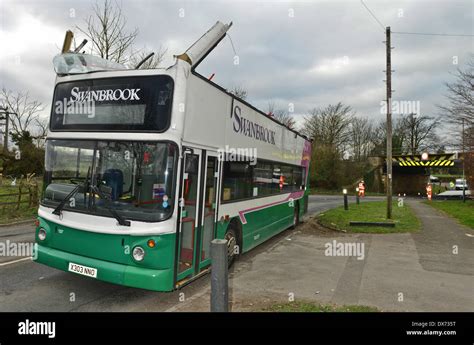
[1,0,473,133]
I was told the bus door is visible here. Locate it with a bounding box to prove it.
[176,148,220,283]
[197,151,220,271]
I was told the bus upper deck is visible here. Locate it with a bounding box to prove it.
[35,21,312,291]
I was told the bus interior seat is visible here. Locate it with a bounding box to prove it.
[103,169,124,200]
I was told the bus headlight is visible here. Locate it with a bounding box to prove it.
[132,246,145,262]
[38,228,47,241]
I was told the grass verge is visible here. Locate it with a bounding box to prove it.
[0,204,37,224]
[263,301,379,312]
[424,200,474,229]
[0,184,39,224]
[310,188,384,196]
[318,200,420,233]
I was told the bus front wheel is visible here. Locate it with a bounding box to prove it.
[224,226,239,267]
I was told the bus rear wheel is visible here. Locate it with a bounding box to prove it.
[291,204,300,229]
[224,226,238,267]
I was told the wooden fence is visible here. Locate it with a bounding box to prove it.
[0,175,40,212]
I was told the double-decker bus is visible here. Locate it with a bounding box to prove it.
[34,21,312,291]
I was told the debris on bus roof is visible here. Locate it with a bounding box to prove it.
[175,21,232,68]
[53,53,128,75]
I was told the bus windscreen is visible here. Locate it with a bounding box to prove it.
[50,75,174,131]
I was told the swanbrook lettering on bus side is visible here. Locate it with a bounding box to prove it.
[232,105,276,145]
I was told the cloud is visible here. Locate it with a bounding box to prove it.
[0,0,472,141]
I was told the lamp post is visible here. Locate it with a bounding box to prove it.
[343,188,348,210]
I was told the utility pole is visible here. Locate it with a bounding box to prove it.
[0,106,9,153]
[385,26,393,219]
[462,118,466,203]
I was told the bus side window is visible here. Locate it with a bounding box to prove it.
[294,167,304,190]
[272,165,281,193]
[222,161,252,201]
[253,162,272,196]
[185,155,199,174]
[281,165,293,192]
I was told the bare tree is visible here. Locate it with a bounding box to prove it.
[401,113,440,155]
[267,101,295,129]
[303,102,353,153]
[371,116,410,156]
[465,121,474,151]
[229,85,248,100]
[274,109,296,129]
[77,0,137,63]
[77,0,165,68]
[128,45,168,69]
[267,100,276,116]
[438,59,474,166]
[32,117,49,148]
[302,103,353,190]
[350,117,374,161]
[438,60,474,124]
[0,88,44,139]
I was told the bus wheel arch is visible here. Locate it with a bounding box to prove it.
[225,218,242,266]
[292,201,300,229]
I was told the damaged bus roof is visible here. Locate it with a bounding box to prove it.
[53,21,232,75]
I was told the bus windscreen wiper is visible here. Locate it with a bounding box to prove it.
[53,166,91,216]
[90,185,131,227]
[52,185,81,216]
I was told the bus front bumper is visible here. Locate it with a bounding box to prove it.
[34,244,175,292]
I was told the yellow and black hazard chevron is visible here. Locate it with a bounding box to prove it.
[396,159,454,167]
[393,155,455,167]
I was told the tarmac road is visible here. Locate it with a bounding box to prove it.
[0,195,376,311]
[2,195,471,312]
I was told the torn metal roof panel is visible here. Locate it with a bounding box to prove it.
[175,21,233,68]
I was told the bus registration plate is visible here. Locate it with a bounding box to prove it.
[68,263,97,278]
